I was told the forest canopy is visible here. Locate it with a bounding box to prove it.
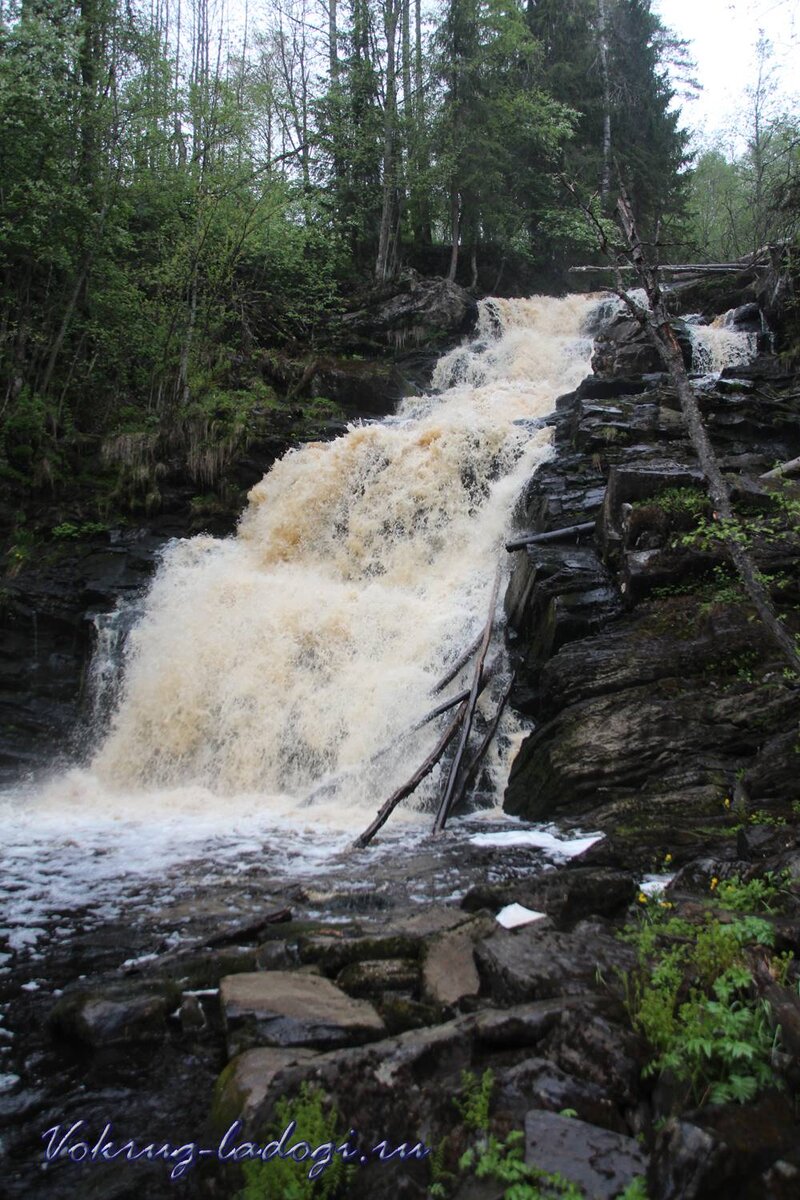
[0,0,796,506]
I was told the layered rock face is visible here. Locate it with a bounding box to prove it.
[504,331,800,862]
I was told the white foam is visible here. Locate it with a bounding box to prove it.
[469,828,604,859]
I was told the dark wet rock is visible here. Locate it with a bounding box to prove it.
[336,958,419,998]
[472,998,590,1050]
[474,920,635,1003]
[523,1110,648,1199]
[461,868,636,928]
[648,1119,726,1198]
[737,823,797,861]
[49,981,181,1047]
[335,269,478,354]
[545,1009,642,1109]
[505,543,623,699]
[220,971,385,1056]
[591,314,693,378]
[505,678,797,823]
[574,375,648,400]
[494,1057,627,1133]
[306,356,408,416]
[649,1095,800,1199]
[296,931,422,974]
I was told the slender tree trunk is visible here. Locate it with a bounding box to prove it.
[615,192,800,675]
[598,0,612,204]
[447,188,460,282]
[375,0,399,281]
[328,0,338,79]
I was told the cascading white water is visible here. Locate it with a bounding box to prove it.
[689,309,760,375]
[91,295,597,815]
[0,294,605,949]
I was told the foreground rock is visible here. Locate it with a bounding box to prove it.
[220,971,385,1056]
[524,1110,648,1198]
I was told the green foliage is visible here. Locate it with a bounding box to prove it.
[51,520,107,539]
[455,1068,495,1135]
[237,1084,348,1200]
[715,871,789,915]
[632,487,709,520]
[621,879,786,1107]
[460,1130,585,1199]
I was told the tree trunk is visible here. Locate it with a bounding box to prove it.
[447,188,460,282]
[375,0,399,281]
[616,192,800,675]
[598,0,612,204]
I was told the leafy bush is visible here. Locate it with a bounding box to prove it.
[621,878,788,1107]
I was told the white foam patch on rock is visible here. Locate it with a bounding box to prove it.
[470,827,604,859]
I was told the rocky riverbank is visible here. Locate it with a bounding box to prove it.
[2,273,800,1200]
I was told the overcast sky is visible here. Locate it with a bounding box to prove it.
[654,0,799,143]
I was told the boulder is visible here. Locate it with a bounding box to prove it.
[524,1110,648,1199]
[49,982,180,1047]
[474,920,634,1003]
[336,958,419,998]
[212,1046,318,1130]
[336,270,478,353]
[220,971,385,1057]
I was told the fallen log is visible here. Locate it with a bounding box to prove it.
[760,455,800,481]
[433,565,503,835]
[417,651,500,726]
[441,674,514,821]
[352,699,469,849]
[568,263,761,274]
[506,521,595,551]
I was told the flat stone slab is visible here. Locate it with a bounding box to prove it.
[422,916,494,1008]
[220,971,385,1056]
[524,1110,648,1199]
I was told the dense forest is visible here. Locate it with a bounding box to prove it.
[0,0,797,533]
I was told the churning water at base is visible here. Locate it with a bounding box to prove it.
[0,294,602,946]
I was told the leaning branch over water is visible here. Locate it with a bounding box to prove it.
[433,565,503,834]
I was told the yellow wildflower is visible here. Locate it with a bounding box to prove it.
[723,797,731,809]
[710,877,719,891]
[664,853,673,865]
[659,900,674,909]
[637,892,649,904]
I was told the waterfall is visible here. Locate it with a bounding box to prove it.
[689,309,759,375]
[86,295,597,822]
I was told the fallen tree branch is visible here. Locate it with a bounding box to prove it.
[433,565,503,835]
[760,456,800,481]
[506,522,596,551]
[564,170,800,676]
[442,674,514,820]
[352,699,469,849]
